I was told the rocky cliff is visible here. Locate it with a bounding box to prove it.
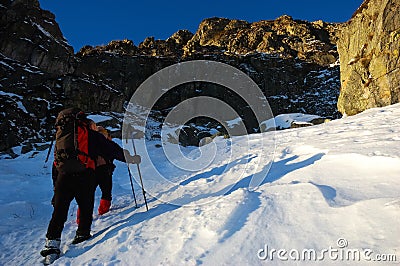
[0,0,73,152]
[337,0,400,115]
[0,0,125,153]
[1,0,376,153]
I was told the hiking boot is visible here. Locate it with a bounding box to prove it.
[71,233,92,244]
[43,253,60,265]
[98,199,111,215]
[40,238,61,257]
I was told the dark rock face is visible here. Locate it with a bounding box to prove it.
[1,0,346,152]
[0,0,73,151]
[0,0,126,152]
[0,0,74,75]
[74,15,342,123]
[337,0,400,115]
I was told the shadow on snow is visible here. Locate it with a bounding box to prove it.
[65,153,325,258]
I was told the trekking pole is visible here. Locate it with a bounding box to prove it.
[125,138,138,208]
[131,135,149,211]
[127,163,138,208]
[43,138,54,168]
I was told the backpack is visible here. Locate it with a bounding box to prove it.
[54,107,95,173]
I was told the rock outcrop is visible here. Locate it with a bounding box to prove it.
[76,15,342,124]
[337,0,400,115]
[183,16,338,66]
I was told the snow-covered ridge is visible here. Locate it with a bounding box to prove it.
[0,104,399,265]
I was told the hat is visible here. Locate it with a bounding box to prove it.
[97,126,110,139]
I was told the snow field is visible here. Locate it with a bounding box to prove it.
[0,104,399,265]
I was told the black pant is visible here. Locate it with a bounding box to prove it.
[46,168,96,239]
[51,163,58,206]
[96,164,115,201]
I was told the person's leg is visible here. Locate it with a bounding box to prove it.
[96,165,112,201]
[41,170,74,257]
[46,170,74,240]
[51,163,58,207]
[74,169,96,242]
[97,164,112,215]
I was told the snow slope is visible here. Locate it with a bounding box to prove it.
[0,104,400,265]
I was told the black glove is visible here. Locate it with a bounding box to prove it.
[127,154,141,164]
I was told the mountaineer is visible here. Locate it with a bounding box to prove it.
[40,107,141,265]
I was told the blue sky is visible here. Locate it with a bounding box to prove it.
[38,0,364,52]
